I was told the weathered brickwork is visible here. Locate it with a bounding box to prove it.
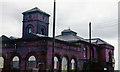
[0,7,115,72]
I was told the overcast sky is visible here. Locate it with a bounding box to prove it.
[0,0,119,70]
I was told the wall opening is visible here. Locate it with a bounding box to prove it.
[28,56,36,69]
[54,56,58,70]
[28,27,32,33]
[41,28,44,35]
[71,59,76,70]
[0,57,4,68]
[12,56,19,69]
[61,57,68,72]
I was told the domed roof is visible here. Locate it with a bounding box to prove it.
[56,28,85,42]
[62,28,77,34]
[61,28,77,36]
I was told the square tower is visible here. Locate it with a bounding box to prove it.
[22,7,50,37]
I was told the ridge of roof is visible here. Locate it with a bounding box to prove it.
[22,7,50,16]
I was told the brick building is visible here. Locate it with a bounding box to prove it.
[0,7,115,72]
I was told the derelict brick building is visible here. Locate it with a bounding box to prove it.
[0,7,115,72]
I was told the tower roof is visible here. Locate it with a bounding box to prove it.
[61,28,77,35]
[56,28,85,42]
[22,7,50,16]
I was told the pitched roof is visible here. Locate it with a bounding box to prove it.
[85,38,113,47]
[22,7,50,16]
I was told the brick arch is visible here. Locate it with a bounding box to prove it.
[10,52,21,61]
[84,45,88,58]
[54,53,61,61]
[61,55,70,71]
[70,56,77,70]
[0,53,5,67]
[108,51,112,62]
[70,56,77,64]
[25,51,38,70]
[54,53,61,70]
[39,25,46,35]
[91,47,94,58]
[1,53,6,60]
[77,59,83,71]
[62,55,69,60]
[10,52,21,71]
[26,24,34,34]
[25,51,38,61]
[0,56,5,69]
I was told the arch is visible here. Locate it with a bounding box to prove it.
[28,27,32,33]
[61,57,68,72]
[12,56,19,68]
[108,52,112,62]
[77,60,83,71]
[54,53,61,70]
[41,28,45,35]
[26,24,34,34]
[0,57,4,68]
[28,56,36,61]
[71,59,75,70]
[28,56,36,69]
[83,47,86,58]
[39,25,46,35]
[91,48,94,59]
[54,56,58,69]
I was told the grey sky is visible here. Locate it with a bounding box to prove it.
[0,0,119,70]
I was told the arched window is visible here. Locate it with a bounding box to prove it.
[41,28,44,35]
[91,48,94,58]
[28,27,32,33]
[0,57,4,68]
[71,59,75,70]
[83,48,86,58]
[28,56,36,68]
[61,57,68,72]
[108,52,112,62]
[12,56,19,68]
[54,56,58,69]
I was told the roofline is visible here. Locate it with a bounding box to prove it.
[22,11,50,16]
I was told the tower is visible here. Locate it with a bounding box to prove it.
[22,7,50,37]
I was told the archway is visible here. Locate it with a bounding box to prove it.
[108,52,112,62]
[83,48,86,58]
[41,28,45,35]
[0,57,4,68]
[28,56,36,69]
[71,59,76,70]
[61,57,68,72]
[54,56,58,70]
[91,48,94,59]
[28,27,32,33]
[12,56,19,68]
